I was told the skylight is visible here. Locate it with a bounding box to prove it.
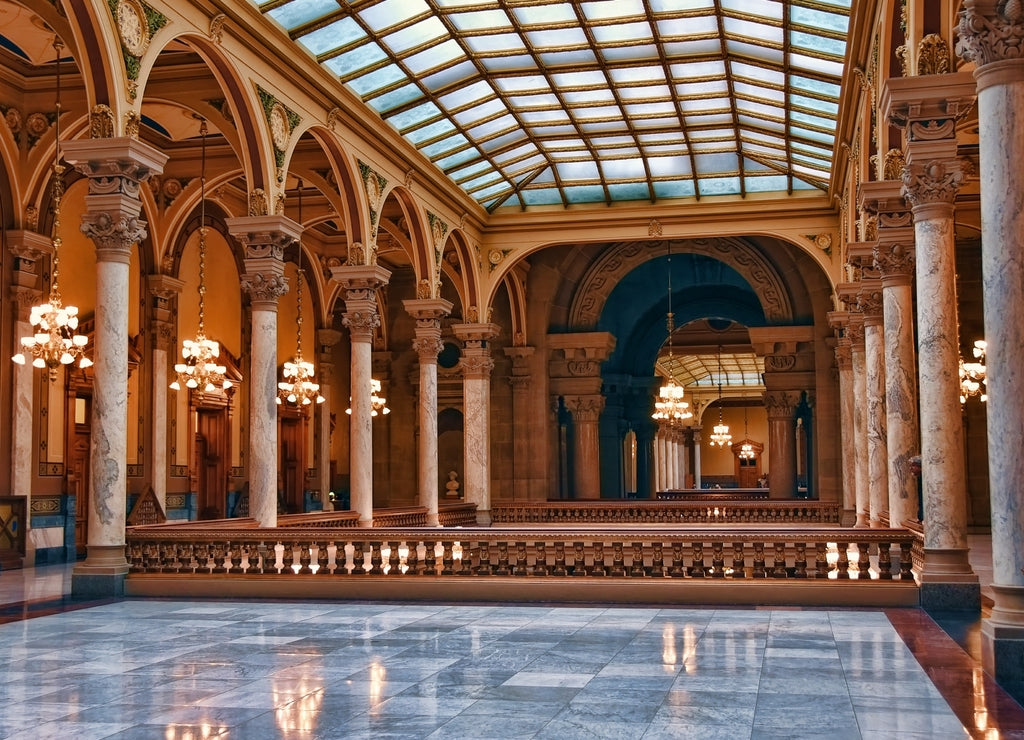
[253,0,851,210]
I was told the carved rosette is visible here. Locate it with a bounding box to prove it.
[240,270,288,303]
[873,242,914,279]
[957,1,1024,68]
[565,394,606,422]
[902,159,966,208]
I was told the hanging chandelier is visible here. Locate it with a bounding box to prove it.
[708,346,732,447]
[345,378,390,417]
[739,406,755,459]
[170,119,234,393]
[959,339,986,404]
[12,39,92,381]
[277,180,324,407]
[652,243,692,424]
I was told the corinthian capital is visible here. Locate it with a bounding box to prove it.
[902,159,966,207]
[957,0,1024,68]
[873,242,914,279]
[81,210,148,261]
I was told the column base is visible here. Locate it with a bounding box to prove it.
[71,545,129,599]
[426,513,440,527]
[475,510,492,527]
[854,512,870,528]
[919,548,980,611]
[982,585,1024,704]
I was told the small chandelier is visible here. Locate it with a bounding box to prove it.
[346,378,390,417]
[652,243,692,424]
[12,39,92,381]
[277,180,324,407]
[959,339,986,404]
[739,407,756,459]
[708,346,732,447]
[170,119,235,393]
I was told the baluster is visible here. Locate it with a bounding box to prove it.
[650,542,666,577]
[476,542,492,576]
[405,541,420,575]
[452,542,466,575]
[877,542,893,580]
[857,542,871,579]
[534,542,549,576]
[298,542,312,574]
[514,542,529,576]
[711,542,725,578]
[317,542,329,574]
[495,542,510,576]
[211,542,227,574]
[159,542,175,573]
[553,542,567,576]
[421,540,436,575]
[630,542,645,577]
[591,542,606,576]
[369,541,383,575]
[772,542,787,578]
[669,542,685,577]
[610,542,626,577]
[836,541,850,579]
[229,545,244,574]
[689,542,706,578]
[793,542,807,578]
[441,542,454,575]
[389,541,402,575]
[253,543,268,574]
[899,541,914,580]
[814,542,828,578]
[195,543,210,573]
[572,542,587,576]
[752,542,766,579]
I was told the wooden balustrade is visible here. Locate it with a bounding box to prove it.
[490,500,840,525]
[123,525,918,606]
[438,502,479,527]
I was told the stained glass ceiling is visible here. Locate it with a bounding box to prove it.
[253,0,851,211]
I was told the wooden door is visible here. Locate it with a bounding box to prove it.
[70,419,90,557]
[196,408,228,519]
[279,417,304,514]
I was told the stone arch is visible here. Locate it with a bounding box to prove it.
[569,237,795,330]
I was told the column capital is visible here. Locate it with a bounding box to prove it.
[226,215,302,261]
[405,297,453,361]
[241,252,288,308]
[881,72,977,138]
[847,311,865,346]
[873,241,915,283]
[902,157,968,209]
[331,263,391,299]
[403,297,453,322]
[147,274,184,351]
[453,322,500,346]
[317,328,344,350]
[764,390,800,419]
[460,352,494,380]
[565,394,606,422]
[834,341,853,371]
[957,0,1024,70]
[858,280,885,326]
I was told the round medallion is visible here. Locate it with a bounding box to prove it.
[117,0,150,57]
[488,249,503,265]
[269,103,290,150]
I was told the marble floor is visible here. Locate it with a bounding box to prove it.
[0,560,1022,739]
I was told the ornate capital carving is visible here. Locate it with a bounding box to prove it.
[858,286,884,318]
[957,1,1024,68]
[240,269,288,303]
[564,394,606,422]
[81,210,148,261]
[873,241,914,278]
[835,342,853,371]
[342,309,380,342]
[460,353,494,379]
[412,335,444,360]
[764,390,800,418]
[902,159,966,207]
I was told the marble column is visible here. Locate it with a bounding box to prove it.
[332,265,391,526]
[847,314,870,527]
[875,237,920,526]
[146,275,183,513]
[635,420,656,497]
[404,298,453,526]
[504,346,536,501]
[828,313,857,522]
[764,391,799,498]
[691,427,702,489]
[860,283,888,527]
[62,138,166,597]
[230,216,297,529]
[454,322,499,523]
[958,0,1022,659]
[654,427,665,492]
[883,77,979,609]
[565,395,605,499]
[316,329,342,509]
[8,231,48,562]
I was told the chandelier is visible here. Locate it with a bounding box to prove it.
[346,378,390,417]
[959,339,987,403]
[739,406,755,459]
[708,346,732,447]
[277,181,324,407]
[170,119,234,393]
[12,39,92,382]
[651,243,692,424]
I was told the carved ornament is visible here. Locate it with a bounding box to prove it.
[957,1,1024,68]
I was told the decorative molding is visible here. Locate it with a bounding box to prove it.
[209,13,227,43]
[918,33,951,74]
[38,462,64,477]
[957,2,1024,68]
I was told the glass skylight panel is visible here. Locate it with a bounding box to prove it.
[436,148,478,170]
[467,115,519,141]
[360,0,430,29]
[729,40,784,64]
[422,60,477,89]
[404,40,464,74]
[349,64,407,96]
[658,15,718,37]
[558,161,601,181]
[329,44,390,80]
[448,8,512,32]
[462,33,523,54]
[790,30,845,58]
[592,21,654,44]
[266,0,331,31]
[649,156,692,177]
[724,17,782,43]
[528,27,588,48]
[422,134,469,158]
[601,158,647,179]
[521,188,564,206]
[723,0,783,20]
[452,99,506,127]
[790,5,849,34]
[382,16,447,54]
[582,0,646,21]
[653,180,697,199]
[564,185,608,203]
[300,19,366,57]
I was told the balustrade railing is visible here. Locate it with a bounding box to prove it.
[125,526,913,582]
[490,500,840,525]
